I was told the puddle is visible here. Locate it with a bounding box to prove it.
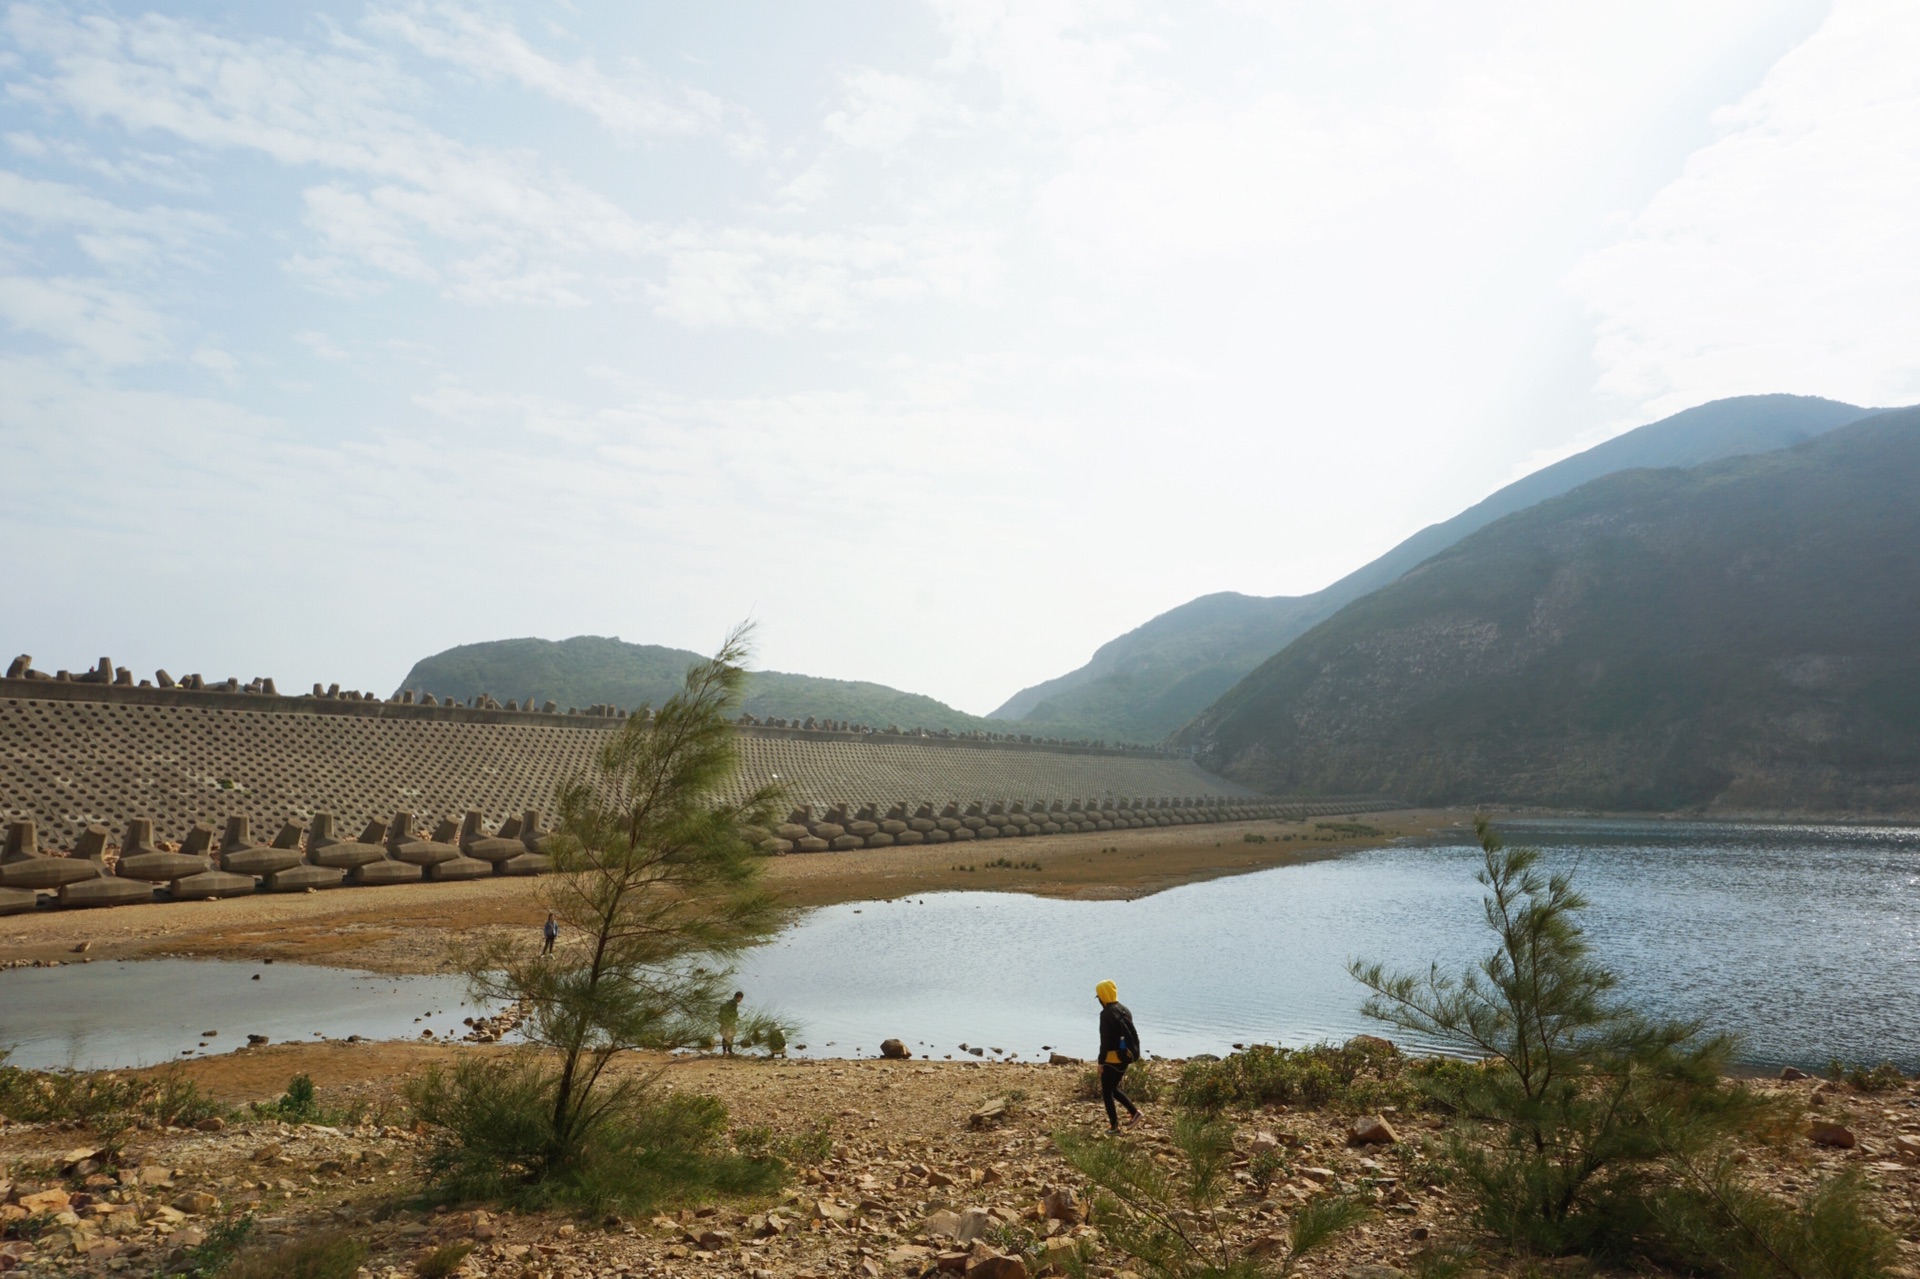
[0,959,504,1070]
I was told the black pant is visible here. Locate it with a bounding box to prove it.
[542,934,555,955]
[1101,1063,1138,1128]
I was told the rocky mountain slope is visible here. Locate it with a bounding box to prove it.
[397,635,1002,734]
[992,395,1884,742]
[1175,409,1920,813]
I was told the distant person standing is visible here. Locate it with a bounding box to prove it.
[719,990,744,1055]
[1095,979,1143,1132]
[541,912,558,956]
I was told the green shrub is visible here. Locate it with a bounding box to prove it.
[1826,1061,1907,1093]
[219,1230,366,1279]
[250,1073,329,1124]
[1173,1040,1414,1113]
[1073,1061,1168,1105]
[1056,1113,1366,1279]
[0,1051,229,1132]
[176,1212,256,1278]
[406,1052,784,1215]
[415,1241,475,1279]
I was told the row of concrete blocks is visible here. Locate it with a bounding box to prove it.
[734,713,1146,753]
[0,810,554,914]
[760,795,1291,852]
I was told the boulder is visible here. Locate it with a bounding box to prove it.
[1780,1066,1811,1082]
[1047,1052,1081,1066]
[954,1207,995,1245]
[922,1209,962,1239]
[966,1257,1026,1279]
[1347,1115,1399,1145]
[1810,1121,1856,1148]
[879,1039,911,1059]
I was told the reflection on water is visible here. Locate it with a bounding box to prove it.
[732,818,1920,1069]
[0,960,495,1070]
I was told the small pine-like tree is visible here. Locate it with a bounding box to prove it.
[1351,817,1894,1276]
[411,624,788,1210]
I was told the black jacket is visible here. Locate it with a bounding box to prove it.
[1099,1001,1141,1066]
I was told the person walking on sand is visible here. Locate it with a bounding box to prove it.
[541,912,558,956]
[719,990,744,1055]
[1095,979,1143,1132]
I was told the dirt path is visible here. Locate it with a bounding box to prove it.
[0,811,1455,974]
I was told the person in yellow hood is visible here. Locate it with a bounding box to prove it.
[1095,979,1143,1131]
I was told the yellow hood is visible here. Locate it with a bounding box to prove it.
[1096,980,1118,1005]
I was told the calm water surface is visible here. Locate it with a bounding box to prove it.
[3,819,1916,1070]
[731,818,1920,1070]
[0,960,495,1070]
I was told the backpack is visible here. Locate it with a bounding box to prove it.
[1115,1005,1143,1065]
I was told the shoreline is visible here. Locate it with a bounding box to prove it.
[0,811,1452,975]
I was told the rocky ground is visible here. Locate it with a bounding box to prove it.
[4,1050,1920,1279]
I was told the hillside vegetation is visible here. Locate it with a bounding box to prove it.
[397,635,1002,734]
[1176,409,1920,813]
[993,394,1884,742]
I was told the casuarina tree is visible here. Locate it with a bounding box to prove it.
[409,624,788,1211]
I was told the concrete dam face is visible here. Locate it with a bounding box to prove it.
[1,672,1373,913]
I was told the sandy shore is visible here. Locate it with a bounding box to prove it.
[0,811,1453,974]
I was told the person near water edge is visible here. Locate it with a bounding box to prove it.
[719,990,744,1055]
[541,912,558,956]
[1095,979,1143,1132]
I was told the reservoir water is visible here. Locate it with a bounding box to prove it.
[3,819,1917,1071]
[731,818,1920,1070]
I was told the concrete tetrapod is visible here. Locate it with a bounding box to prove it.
[423,811,494,881]
[217,816,304,877]
[458,810,527,868]
[305,813,389,870]
[58,825,154,908]
[1,819,101,891]
[165,821,256,898]
[495,809,553,876]
[386,812,461,868]
[115,818,210,883]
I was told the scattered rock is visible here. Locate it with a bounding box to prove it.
[1248,1130,1281,1154]
[955,1207,995,1245]
[16,1189,71,1214]
[1345,1267,1408,1279]
[1041,1187,1081,1224]
[970,1097,1010,1128]
[880,1038,912,1059]
[1810,1121,1857,1149]
[1300,1167,1336,1184]
[1781,1066,1811,1081]
[923,1209,962,1239]
[1348,1115,1399,1146]
[967,1255,1028,1279]
[1892,1134,1920,1159]
[195,1116,225,1133]
[171,1191,219,1216]
[1047,1052,1081,1066]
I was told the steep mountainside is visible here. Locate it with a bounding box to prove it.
[397,635,1001,733]
[1175,410,1920,813]
[992,395,1883,741]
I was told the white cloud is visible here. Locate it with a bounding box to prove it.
[0,273,170,363]
[365,3,762,153]
[824,69,970,151]
[1571,0,1920,415]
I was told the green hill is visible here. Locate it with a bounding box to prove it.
[992,395,1884,742]
[395,635,1006,734]
[1173,409,1920,814]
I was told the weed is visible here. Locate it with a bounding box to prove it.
[415,1241,475,1279]
[219,1229,367,1279]
[176,1212,256,1278]
[1315,821,1383,837]
[0,1051,229,1132]
[1826,1061,1907,1093]
[1174,1040,1416,1113]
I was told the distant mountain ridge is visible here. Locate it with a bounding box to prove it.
[990,395,1886,742]
[397,635,1003,734]
[1176,408,1920,813]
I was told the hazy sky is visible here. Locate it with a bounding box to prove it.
[3,1,1917,713]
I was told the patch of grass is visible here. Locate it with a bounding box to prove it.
[1173,1040,1420,1113]
[1073,1062,1169,1105]
[248,1073,353,1125]
[0,1050,230,1132]
[415,1241,475,1279]
[1826,1060,1907,1093]
[982,857,1041,870]
[407,1052,785,1215]
[1315,821,1383,837]
[219,1229,366,1279]
[176,1212,256,1278]
[1242,833,1269,843]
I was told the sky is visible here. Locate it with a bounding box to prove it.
[2,0,1917,714]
